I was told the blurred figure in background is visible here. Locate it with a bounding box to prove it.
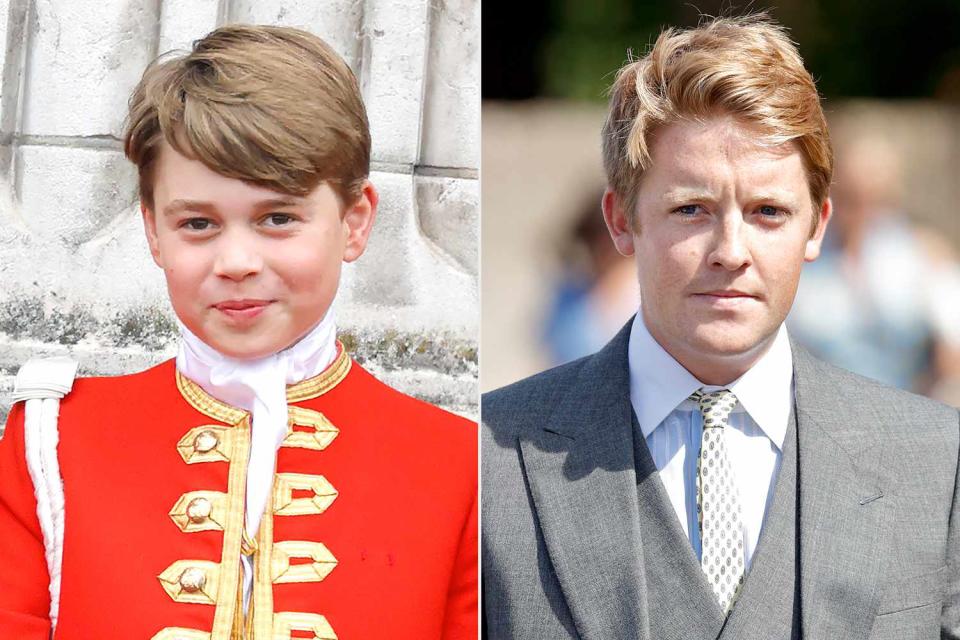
[542,189,638,364]
[789,131,960,404]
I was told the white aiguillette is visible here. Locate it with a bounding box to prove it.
[12,354,80,631]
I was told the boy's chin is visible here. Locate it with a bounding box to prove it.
[211,338,281,360]
[198,327,295,360]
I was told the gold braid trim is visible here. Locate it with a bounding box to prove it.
[286,343,351,403]
[176,341,351,421]
[251,477,276,639]
[210,414,251,638]
[176,373,248,425]
[273,613,338,639]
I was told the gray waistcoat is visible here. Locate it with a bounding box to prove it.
[631,409,801,640]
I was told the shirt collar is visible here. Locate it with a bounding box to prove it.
[628,311,793,450]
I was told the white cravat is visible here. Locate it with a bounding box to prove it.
[175,311,337,608]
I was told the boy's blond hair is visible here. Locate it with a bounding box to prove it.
[124,24,369,209]
[602,15,832,227]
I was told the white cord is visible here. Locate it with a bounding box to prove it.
[14,356,79,631]
[23,398,64,626]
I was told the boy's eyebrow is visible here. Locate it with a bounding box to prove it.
[162,197,303,216]
[162,199,216,216]
[254,197,302,209]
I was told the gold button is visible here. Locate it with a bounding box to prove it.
[186,497,212,523]
[179,567,206,593]
[194,430,219,453]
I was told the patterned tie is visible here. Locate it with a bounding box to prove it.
[691,388,745,615]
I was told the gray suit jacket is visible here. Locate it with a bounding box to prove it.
[482,321,960,639]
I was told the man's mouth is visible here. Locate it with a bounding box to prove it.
[691,290,759,307]
[697,290,757,298]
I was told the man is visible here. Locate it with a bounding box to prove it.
[482,15,959,640]
[0,25,476,639]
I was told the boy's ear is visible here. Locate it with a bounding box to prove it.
[140,201,164,268]
[342,181,378,263]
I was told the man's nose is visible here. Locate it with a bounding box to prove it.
[707,214,751,271]
[213,234,263,281]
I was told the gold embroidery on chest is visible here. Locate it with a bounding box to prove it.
[271,541,338,584]
[158,560,221,604]
[273,473,338,516]
[177,425,234,464]
[283,406,339,451]
[162,348,351,639]
[169,490,229,533]
[159,396,252,639]
[272,612,338,640]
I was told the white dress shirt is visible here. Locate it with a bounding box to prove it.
[627,312,794,570]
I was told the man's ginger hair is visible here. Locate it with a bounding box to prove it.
[602,15,832,227]
[124,24,370,209]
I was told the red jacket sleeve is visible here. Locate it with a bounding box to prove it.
[442,484,479,639]
[0,403,53,638]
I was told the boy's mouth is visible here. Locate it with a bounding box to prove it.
[213,299,273,320]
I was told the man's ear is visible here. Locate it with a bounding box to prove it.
[342,181,378,263]
[804,197,832,262]
[140,201,164,268]
[601,188,636,257]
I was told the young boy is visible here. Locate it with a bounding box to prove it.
[0,25,477,640]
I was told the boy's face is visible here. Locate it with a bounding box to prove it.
[143,142,377,360]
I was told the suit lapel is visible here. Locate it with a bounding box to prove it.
[518,324,650,640]
[793,343,889,640]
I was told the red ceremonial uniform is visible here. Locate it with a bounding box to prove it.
[0,346,477,639]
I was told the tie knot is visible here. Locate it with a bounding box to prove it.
[689,388,737,428]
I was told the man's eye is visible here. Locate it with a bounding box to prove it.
[674,204,701,216]
[758,205,783,217]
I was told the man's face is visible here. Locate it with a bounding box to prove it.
[603,116,831,383]
[143,142,376,359]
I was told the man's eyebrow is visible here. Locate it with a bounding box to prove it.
[745,190,802,206]
[659,188,803,206]
[660,187,714,203]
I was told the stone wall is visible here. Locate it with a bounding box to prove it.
[0,0,480,421]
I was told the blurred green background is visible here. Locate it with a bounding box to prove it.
[484,0,960,102]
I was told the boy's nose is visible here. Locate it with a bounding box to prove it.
[213,238,263,281]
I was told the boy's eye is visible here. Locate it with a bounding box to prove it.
[264,213,294,226]
[182,217,213,231]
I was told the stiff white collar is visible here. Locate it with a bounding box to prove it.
[627,311,793,450]
[175,311,338,536]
